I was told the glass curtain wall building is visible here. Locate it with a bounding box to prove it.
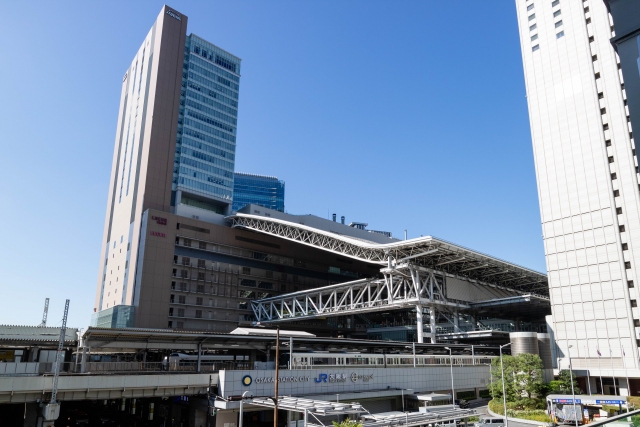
[174,34,241,214]
[232,172,285,212]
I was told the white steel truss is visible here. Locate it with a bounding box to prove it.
[229,213,548,296]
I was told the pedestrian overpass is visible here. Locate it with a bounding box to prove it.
[227,213,550,343]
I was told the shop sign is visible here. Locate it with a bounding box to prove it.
[150,231,166,238]
[152,216,167,225]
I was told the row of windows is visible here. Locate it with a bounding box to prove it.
[183,126,235,153]
[185,109,235,134]
[180,146,235,170]
[186,88,237,117]
[191,48,239,82]
[178,155,233,180]
[181,135,235,160]
[189,61,240,92]
[184,116,236,143]
[179,166,232,188]
[186,72,238,102]
[185,98,237,126]
[175,176,233,199]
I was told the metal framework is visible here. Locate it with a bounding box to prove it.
[39,298,49,327]
[229,213,548,294]
[230,213,550,344]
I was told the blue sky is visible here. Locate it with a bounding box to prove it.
[0,1,543,328]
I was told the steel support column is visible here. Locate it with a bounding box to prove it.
[430,307,437,343]
[416,305,424,343]
[454,311,460,333]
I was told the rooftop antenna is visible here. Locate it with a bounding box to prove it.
[39,298,50,327]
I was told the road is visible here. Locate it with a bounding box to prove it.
[468,400,540,427]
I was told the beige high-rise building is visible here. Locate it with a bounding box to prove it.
[516,0,640,394]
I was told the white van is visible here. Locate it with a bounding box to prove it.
[474,417,505,427]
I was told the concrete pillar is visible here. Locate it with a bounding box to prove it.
[430,307,437,343]
[80,347,87,373]
[23,403,38,427]
[416,305,424,343]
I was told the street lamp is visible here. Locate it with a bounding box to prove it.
[444,347,456,410]
[499,343,511,427]
[401,388,413,412]
[239,391,252,427]
[567,345,579,427]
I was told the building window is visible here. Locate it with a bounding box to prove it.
[531,34,538,41]
[592,55,598,62]
[293,275,299,283]
[552,0,559,6]
[180,270,188,278]
[617,207,623,215]
[182,257,190,266]
[177,309,185,317]
[629,281,635,288]
[196,297,203,305]
[528,13,536,21]
[626,262,632,269]
[601,108,606,114]
[556,31,564,39]
[180,282,188,291]
[584,6,589,12]
[532,45,540,52]
[177,321,184,329]
[553,10,561,17]
[199,241,207,249]
[198,259,206,268]
[606,140,611,147]
[240,279,257,287]
[195,310,203,319]
[170,294,175,303]
[586,17,591,24]
[635,319,640,327]
[598,92,604,99]
[258,282,274,289]
[198,272,205,281]
[609,156,615,164]
[555,20,563,28]
[631,299,637,307]
[611,173,617,180]
[169,308,174,316]
[197,284,205,293]
[530,23,537,31]
[179,295,186,304]
[184,238,192,247]
[589,36,595,42]
[242,267,251,275]
[266,270,273,278]
[171,281,176,290]
[619,225,625,232]
[281,284,287,291]
[604,124,610,130]
[527,3,534,11]
[622,243,628,250]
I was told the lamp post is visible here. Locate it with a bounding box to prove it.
[567,345,579,427]
[499,343,511,427]
[239,391,252,427]
[401,388,413,412]
[444,347,456,409]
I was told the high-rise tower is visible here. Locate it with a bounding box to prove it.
[516,0,639,393]
[94,6,240,326]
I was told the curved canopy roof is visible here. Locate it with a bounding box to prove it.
[228,213,549,297]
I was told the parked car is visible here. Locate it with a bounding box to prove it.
[474,417,505,427]
[455,399,470,409]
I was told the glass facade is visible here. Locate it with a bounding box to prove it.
[90,305,135,328]
[232,173,285,212]
[173,34,241,204]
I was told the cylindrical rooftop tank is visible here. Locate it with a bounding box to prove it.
[509,332,540,356]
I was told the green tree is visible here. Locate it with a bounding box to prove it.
[547,370,581,394]
[489,353,545,410]
[332,420,362,427]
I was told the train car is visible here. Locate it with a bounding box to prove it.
[289,352,495,369]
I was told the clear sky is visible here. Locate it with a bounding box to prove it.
[0,1,543,328]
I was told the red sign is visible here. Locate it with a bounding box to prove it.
[151,216,167,225]
[151,231,166,238]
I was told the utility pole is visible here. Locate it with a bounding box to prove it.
[274,327,280,427]
[39,298,49,327]
[42,299,69,426]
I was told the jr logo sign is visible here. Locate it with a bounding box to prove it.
[314,374,328,383]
